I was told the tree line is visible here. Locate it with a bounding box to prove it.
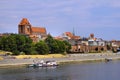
[0,34,71,55]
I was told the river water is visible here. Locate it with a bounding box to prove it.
[0,60,120,80]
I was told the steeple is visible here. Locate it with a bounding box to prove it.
[19,18,31,26]
[18,18,32,35]
[73,27,75,36]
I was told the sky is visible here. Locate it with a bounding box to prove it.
[0,0,120,40]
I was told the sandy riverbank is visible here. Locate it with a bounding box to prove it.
[0,53,120,67]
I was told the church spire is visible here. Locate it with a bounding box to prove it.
[19,18,31,26]
[73,27,75,36]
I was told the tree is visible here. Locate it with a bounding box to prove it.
[45,35,71,53]
[45,35,55,53]
[55,40,66,53]
[0,36,17,52]
[63,41,71,53]
[45,35,65,53]
[35,40,49,55]
[0,34,33,55]
[14,34,33,55]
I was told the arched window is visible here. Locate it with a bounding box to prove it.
[95,47,98,51]
[101,48,104,51]
[27,26,30,32]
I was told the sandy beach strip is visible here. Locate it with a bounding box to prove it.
[0,53,120,67]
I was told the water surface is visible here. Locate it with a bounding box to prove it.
[0,61,120,80]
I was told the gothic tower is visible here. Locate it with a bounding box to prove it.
[18,18,32,35]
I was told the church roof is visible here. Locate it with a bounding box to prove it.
[19,18,31,25]
[31,27,46,34]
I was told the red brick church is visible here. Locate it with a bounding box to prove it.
[18,18,47,42]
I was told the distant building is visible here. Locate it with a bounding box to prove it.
[18,18,47,42]
[68,33,108,53]
[61,32,81,40]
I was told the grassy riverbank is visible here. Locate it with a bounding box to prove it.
[0,53,120,67]
[14,54,66,59]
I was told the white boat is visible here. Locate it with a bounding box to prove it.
[44,60,58,67]
[28,60,58,67]
[29,63,43,67]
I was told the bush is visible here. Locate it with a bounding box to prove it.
[12,50,20,55]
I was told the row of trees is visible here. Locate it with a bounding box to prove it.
[0,34,71,55]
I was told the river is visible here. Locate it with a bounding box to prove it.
[0,60,120,80]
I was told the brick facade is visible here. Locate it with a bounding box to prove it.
[18,18,47,42]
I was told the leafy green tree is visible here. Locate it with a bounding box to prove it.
[49,40,58,53]
[0,36,7,50]
[55,40,66,53]
[6,35,17,52]
[14,34,33,55]
[0,36,16,52]
[0,34,33,55]
[35,40,49,55]
[63,41,71,53]
[30,43,38,55]
[45,35,70,53]
[45,35,62,53]
[45,35,55,53]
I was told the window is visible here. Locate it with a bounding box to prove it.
[20,26,23,33]
[27,26,30,32]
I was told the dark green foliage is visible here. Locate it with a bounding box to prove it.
[0,34,33,55]
[0,36,16,52]
[63,41,71,52]
[55,40,66,53]
[45,35,55,53]
[0,34,71,55]
[45,35,70,53]
[35,40,49,55]
[13,34,32,55]
[12,50,20,55]
[30,43,39,55]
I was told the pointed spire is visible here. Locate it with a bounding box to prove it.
[73,27,75,36]
[19,18,31,26]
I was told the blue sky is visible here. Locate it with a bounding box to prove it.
[0,0,120,40]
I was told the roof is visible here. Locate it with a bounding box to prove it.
[65,32,73,37]
[64,32,80,40]
[19,18,31,25]
[31,27,46,34]
[71,36,80,40]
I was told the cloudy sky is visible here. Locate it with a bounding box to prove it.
[0,0,120,40]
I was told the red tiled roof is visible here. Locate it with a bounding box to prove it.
[31,27,46,34]
[65,32,73,37]
[71,36,80,39]
[19,18,31,25]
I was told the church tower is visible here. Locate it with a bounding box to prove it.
[18,18,32,35]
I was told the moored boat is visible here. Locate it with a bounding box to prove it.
[28,60,58,67]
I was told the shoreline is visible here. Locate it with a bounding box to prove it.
[0,53,120,67]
